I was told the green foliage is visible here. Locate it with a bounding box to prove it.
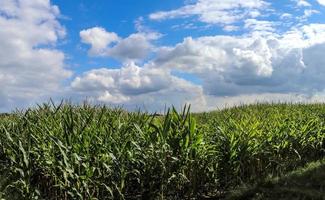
[0,102,324,199]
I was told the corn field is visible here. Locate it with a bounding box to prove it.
[0,102,324,199]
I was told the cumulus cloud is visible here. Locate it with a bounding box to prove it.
[80,27,119,55]
[70,62,205,111]
[317,0,325,6]
[155,36,273,76]
[149,0,268,27]
[0,0,71,112]
[80,27,160,62]
[153,24,325,97]
[71,62,170,97]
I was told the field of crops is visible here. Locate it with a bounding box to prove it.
[0,102,324,199]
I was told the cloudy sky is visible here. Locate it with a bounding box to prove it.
[1,0,325,112]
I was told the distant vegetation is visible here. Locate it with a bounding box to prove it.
[0,102,324,199]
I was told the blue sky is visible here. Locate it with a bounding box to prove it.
[2,0,325,112]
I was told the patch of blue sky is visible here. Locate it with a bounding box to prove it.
[171,70,203,85]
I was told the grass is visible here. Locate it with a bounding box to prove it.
[227,158,325,200]
[0,102,324,199]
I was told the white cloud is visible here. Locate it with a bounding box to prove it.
[149,0,268,26]
[317,0,325,6]
[0,0,71,112]
[155,35,273,76]
[244,19,276,34]
[295,0,312,7]
[80,27,119,56]
[280,13,293,20]
[80,27,161,62]
[71,62,170,97]
[70,62,205,112]
[107,33,159,61]
[302,9,320,19]
[153,24,325,97]
[223,25,239,32]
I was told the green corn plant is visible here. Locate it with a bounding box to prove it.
[0,101,324,199]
